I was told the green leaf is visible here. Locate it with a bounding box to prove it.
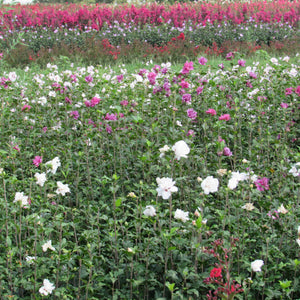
[115,198,122,207]
[196,216,203,229]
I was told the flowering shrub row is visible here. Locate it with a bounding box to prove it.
[0,55,299,298]
[0,0,299,31]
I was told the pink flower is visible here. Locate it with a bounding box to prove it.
[238,59,246,67]
[285,87,293,95]
[33,156,42,167]
[249,72,257,79]
[42,127,47,133]
[182,61,194,74]
[147,72,157,85]
[186,130,195,137]
[85,75,93,83]
[187,108,197,120]
[206,109,216,116]
[197,86,204,95]
[91,97,101,106]
[198,56,208,65]
[13,145,20,152]
[182,94,192,104]
[70,111,79,119]
[223,147,232,156]
[226,52,234,60]
[219,114,231,121]
[21,104,31,111]
[295,86,300,96]
[120,100,129,106]
[218,63,224,69]
[255,177,269,191]
[105,113,118,121]
[280,102,288,108]
[117,74,124,82]
[179,80,190,89]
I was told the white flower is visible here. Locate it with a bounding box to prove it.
[42,240,55,252]
[14,192,29,208]
[45,157,61,174]
[56,181,70,196]
[8,71,17,82]
[159,145,170,158]
[242,203,255,211]
[297,239,300,247]
[251,260,264,272]
[228,178,239,190]
[34,172,47,187]
[39,279,55,296]
[201,176,219,194]
[277,204,288,214]
[231,171,248,182]
[282,56,290,62]
[289,68,297,77]
[270,58,278,65]
[176,120,182,127]
[172,140,190,160]
[289,162,300,177]
[25,256,36,264]
[156,177,178,200]
[143,205,156,217]
[0,167,3,174]
[174,209,189,222]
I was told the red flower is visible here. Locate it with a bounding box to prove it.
[210,267,222,278]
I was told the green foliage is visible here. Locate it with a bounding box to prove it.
[0,49,299,299]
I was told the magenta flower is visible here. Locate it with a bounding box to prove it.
[223,147,232,157]
[187,108,197,120]
[295,86,300,96]
[280,102,288,108]
[285,87,293,95]
[70,74,77,82]
[91,97,101,106]
[219,114,231,121]
[33,156,42,167]
[218,63,224,69]
[105,113,118,121]
[42,127,47,133]
[85,75,93,83]
[249,72,257,79]
[105,125,112,134]
[21,104,31,111]
[147,72,157,85]
[120,100,129,106]
[179,80,190,89]
[182,61,194,74]
[238,59,246,67]
[65,97,72,104]
[70,111,79,119]
[198,56,208,65]
[206,109,216,116]
[182,94,192,104]
[246,80,253,88]
[197,86,204,95]
[226,52,234,60]
[186,130,195,137]
[255,177,269,191]
[117,74,124,82]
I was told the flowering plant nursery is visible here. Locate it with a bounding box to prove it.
[0,0,299,299]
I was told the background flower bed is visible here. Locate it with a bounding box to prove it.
[0,0,300,67]
[0,54,299,299]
